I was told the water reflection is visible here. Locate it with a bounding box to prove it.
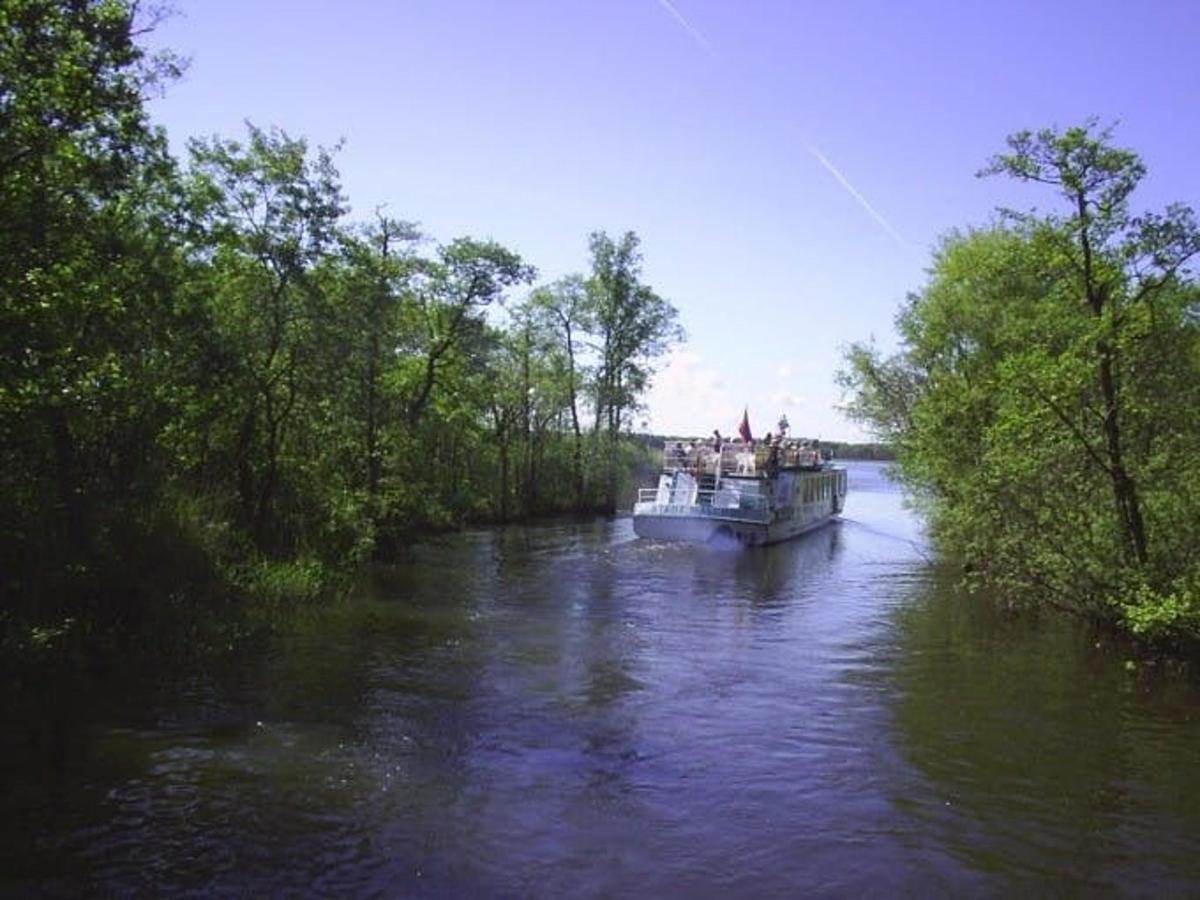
[689,522,843,605]
[887,574,1200,893]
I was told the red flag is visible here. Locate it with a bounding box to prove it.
[737,408,752,443]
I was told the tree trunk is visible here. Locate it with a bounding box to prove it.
[1098,351,1149,564]
[366,332,380,498]
[1078,191,1149,566]
[498,437,509,521]
[255,410,281,550]
[235,404,258,529]
[564,322,585,507]
[46,406,89,554]
[367,222,393,499]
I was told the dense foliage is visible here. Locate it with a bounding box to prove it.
[840,122,1200,646]
[0,1,680,659]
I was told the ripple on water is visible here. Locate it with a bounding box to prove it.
[8,464,1200,896]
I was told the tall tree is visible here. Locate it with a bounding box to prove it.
[335,214,422,502]
[527,275,591,506]
[480,326,524,520]
[400,238,534,428]
[585,231,681,509]
[981,121,1200,566]
[185,125,346,549]
[0,0,182,574]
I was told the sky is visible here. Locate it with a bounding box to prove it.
[145,0,1200,442]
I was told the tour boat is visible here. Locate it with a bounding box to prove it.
[632,437,847,546]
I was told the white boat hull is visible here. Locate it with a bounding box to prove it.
[632,508,838,546]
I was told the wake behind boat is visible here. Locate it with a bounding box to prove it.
[632,429,847,547]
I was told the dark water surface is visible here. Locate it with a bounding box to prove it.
[5,463,1200,896]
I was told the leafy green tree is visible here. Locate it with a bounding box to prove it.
[333,215,422,503]
[841,122,1200,642]
[585,231,681,509]
[0,0,183,604]
[510,299,584,515]
[184,125,346,551]
[981,121,1200,567]
[479,325,525,520]
[527,275,592,506]
[398,238,534,428]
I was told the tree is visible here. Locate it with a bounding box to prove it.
[0,0,183,591]
[585,231,681,509]
[335,214,422,502]
[841,122,1200,641]
[526,276,591,505]
[184,124,346,550]
[980,120,1200,568]
[479,326,524,520]
[399,238,534,428]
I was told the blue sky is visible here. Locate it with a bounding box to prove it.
[146,0,1200,441]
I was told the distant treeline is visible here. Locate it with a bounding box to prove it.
[841,121,1200,649]
[0,2,681,662]
[822,442,894,461]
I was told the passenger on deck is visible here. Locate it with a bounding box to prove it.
[736,440,755,474]
[767,432,782,471]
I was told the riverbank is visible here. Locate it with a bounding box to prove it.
[0,444,659,679]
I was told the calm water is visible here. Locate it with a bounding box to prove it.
[5,462,1200,896]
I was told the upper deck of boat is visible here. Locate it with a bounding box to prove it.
[659,439,831,479]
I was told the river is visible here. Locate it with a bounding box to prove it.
[4,461,1200,896]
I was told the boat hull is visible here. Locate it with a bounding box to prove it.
[632,509,838,546]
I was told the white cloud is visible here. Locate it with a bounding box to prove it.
[644,349,861,440]
[771,390,806,409]
[643,348,734,436]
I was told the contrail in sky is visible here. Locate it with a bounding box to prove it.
[805,143,906,246]
[655,0,712,54]
[651,1,905,246]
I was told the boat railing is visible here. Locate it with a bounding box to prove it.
[636,486,771,513]
[659,441,824,476]
[660,444,720,475]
